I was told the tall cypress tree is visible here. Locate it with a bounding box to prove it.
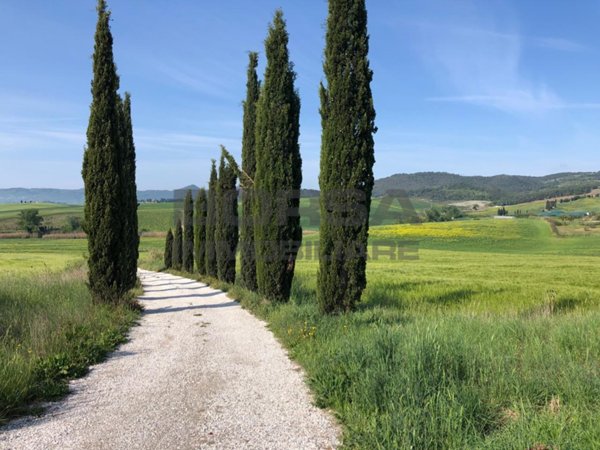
[254,10,302,303]
[194,188,207,274]
[119,92,139,289]
[182,189,194,272]
[205,160,218,277]
[172,218,183,271]
[240,52,260,291]
[317,0,376,313]
[216,149,239,283]
[164,228,173,269]
[82,0,125,303]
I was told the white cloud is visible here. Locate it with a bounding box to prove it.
[402,5,591,114]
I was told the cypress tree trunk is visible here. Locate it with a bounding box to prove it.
[317,0,376,313]
[172,218,183,271]
[82,0,125,304]
[164,228,173,269]
[205,160,218,277]
[240,52,260,291]
[216,149,238,283]
[254,10,302,303]
[120,92,139,290]
[182,189,194,272]
[194,188,207,274]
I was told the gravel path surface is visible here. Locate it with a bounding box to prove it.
[0,270,339,450]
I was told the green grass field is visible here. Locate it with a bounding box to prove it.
[0,238,151,423]
[162,217,600,448]
[0,196,437,234]
[2,217,599,447]
[0,202,176,234]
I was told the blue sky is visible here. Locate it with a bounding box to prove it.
[1,0,600,190]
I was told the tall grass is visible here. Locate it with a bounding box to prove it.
[0,264,138,424]
[153,219,600,448]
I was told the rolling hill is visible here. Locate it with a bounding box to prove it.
[373,171,600,204]
[3,171,599,206]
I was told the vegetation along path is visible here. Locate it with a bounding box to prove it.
[0,270,339,449]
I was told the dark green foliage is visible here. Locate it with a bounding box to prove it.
[425,206,464,222]
[164,228,173,269]
[118,93,139,290]
[182,190,194,272]
[194,188,207,274]
[318,0,376,313]
[82,0,125,303]
[216,149,239,283]
[172,218,183,271]
[254,10,302,303]
[240,52,260,291]
[205,160,218,277]
[18,209,44,235]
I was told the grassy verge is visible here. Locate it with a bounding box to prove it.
[0,263,139,424]
[150,232,600,448]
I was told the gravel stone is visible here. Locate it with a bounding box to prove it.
[0,269,340,449]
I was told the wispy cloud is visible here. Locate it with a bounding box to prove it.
[531,36,587,52]
[153,60,238,100]
[401,7,592,114]
[134,129,240,158]
[0,128,84,153]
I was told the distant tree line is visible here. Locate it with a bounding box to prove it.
[424,206,464,222]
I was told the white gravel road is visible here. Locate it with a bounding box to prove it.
[0,269,339,450]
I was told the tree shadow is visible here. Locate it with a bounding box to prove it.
[141,291,223,301]
[360,281,405,310]
[143,286,208,293]
[109,350,137,360]
[426,289,476,305]
[554,297,583,312]
[143,301,238,315]
[142,280,198,287]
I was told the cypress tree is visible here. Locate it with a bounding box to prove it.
[317,0,376,313]
[216,148,238,283]
[240,52,260,291]
[194,188,207,274]
[182,189,194,272]
[172,218,183,271]
[254,10,302,303]
[164,228,173,269]
[119,92,139,290]
[82,0,125,303]
[205,160,218,277]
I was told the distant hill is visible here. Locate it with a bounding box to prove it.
[0,187,185,204]
[3,171,599,205]
[373,171,600,204]
[0,185,319,204]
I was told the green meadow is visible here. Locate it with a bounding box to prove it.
[0,238,164,423]
[0,202,175,234]
[2,216,600,448]
[164,217,600,448]
[0,196,438,234]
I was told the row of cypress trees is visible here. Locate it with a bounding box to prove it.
[164,149,238,285]
[83,0,138,304]
[164,0,375,314]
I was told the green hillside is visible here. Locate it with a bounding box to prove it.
[374,171,600,204]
